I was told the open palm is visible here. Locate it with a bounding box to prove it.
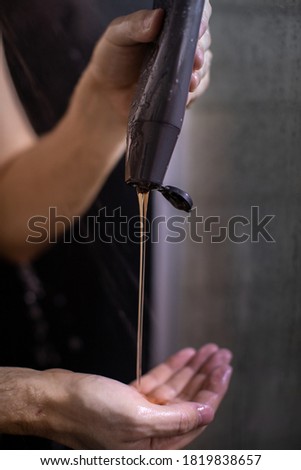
[48,344,232,450]
[131,344,232,449]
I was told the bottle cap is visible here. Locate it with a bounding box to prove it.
[158,185,193,212]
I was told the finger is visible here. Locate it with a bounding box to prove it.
[179,349,233,400]
[146,400,214,439]
[194,28,211,70]
[199,29,212,56]
[147,344,219,403]
[90,9,164,89]
[193,365,233,412]
[152,365,232,450]
[201,28,212,51]
[189,50,212,100]
[199,0,212,38]
[132,348,196,394]
[188,70,210,107]
[104,9,164,47]
[190,49,213,93]
[194,45,205,71]
[199,348,232,374]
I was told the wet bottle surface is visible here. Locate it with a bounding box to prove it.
[126,0,205,191]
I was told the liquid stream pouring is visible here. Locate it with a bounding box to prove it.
[125,0,206,387]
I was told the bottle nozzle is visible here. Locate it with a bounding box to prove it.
[158,185,193,212]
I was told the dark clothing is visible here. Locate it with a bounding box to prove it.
[0,0,152,449]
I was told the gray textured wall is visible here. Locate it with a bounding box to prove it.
[111,0,301,449]
[170,0,301,449]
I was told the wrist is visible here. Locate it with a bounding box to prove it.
[60,69,127,186]
[67,68,127,149]
[0,367,75,446]
[37,369,75,445]
[0,368,51,437]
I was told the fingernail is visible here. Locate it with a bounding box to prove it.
[216,366,233,385]
[143,14,153,31]
[197,45,204,61]
[143,10,158,31]
[192,71,201,87]
[197,404,214,426]
[224,366,233,382]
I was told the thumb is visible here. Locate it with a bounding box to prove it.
[104,9,164,47]
[147,402,214,438]
[88,10,164,90]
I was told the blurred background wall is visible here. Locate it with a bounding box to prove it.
[152,0,301,449]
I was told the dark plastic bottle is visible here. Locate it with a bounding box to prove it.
[126,0,205,191]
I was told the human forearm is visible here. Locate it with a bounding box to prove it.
[0,79,126,263]
[0,10,162,264]
[0,6,212,263]
[0,346,232,449]
[0,367,51,437]
[0,367,82,445]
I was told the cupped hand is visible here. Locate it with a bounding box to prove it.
[131,343,232,449]
[43,344,232,450]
